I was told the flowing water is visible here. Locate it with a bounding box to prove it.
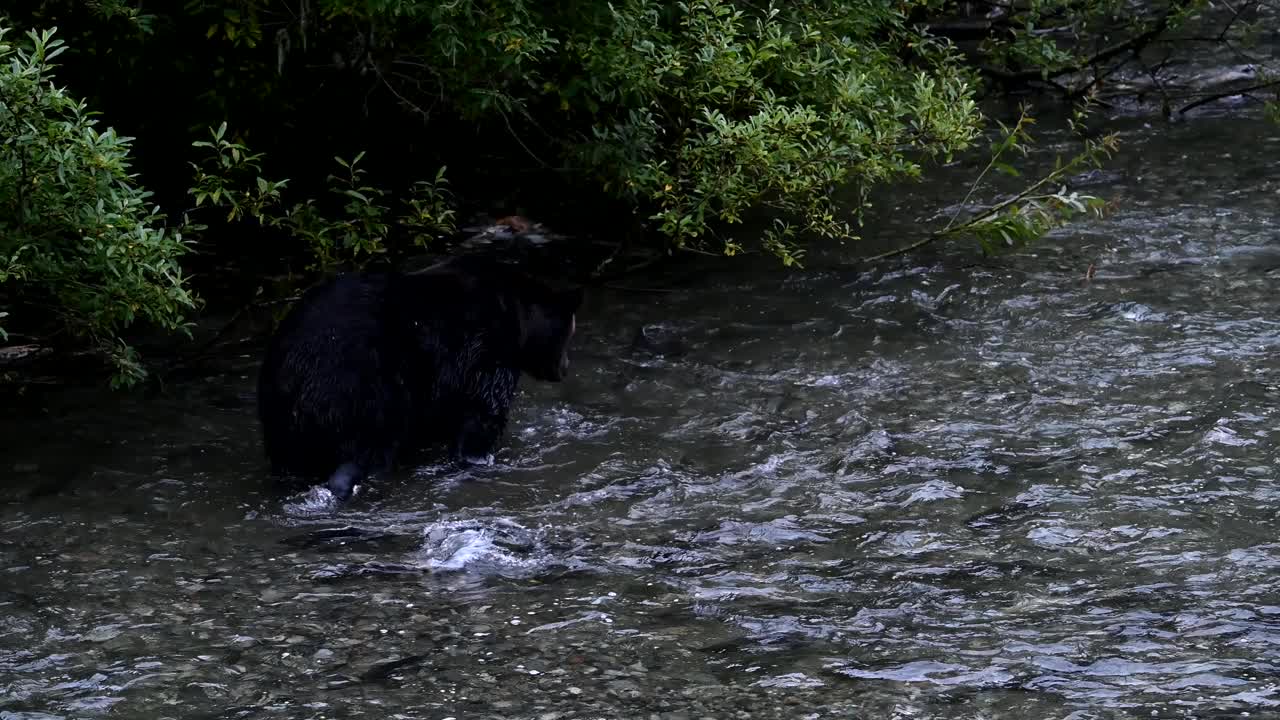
[5,105,1280,720]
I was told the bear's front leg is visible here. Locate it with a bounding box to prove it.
[450,365,519,466]
[453,410,506,466]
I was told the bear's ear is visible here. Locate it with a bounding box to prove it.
[560,287,585,313]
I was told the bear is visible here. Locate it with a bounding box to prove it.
[256,255,584,501]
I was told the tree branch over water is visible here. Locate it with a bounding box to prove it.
[939,0,1280,114]
[854,105,1118,266]
[1177,78,1280,114]
[978,10,1182,87]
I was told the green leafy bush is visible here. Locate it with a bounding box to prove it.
[565,1,984,263]
[285,0,985,263]
[7,2,1125,275]
[0,25,195,386]
[185,123,458,271]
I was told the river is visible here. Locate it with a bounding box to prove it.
[3,96,1280,720]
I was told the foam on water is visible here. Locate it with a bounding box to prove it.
[412,516,550,577]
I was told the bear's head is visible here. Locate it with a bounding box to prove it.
[520,286,585,382]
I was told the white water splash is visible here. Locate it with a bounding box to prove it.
[412,517,549,576]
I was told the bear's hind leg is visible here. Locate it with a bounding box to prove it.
[326,412,405,499]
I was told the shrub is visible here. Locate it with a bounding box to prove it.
[288,0,985,263]
[185,123,458,272]
[0,25,195,386]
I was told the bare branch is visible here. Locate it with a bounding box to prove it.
[1177,78,1280,114]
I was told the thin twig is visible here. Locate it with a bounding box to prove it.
[1177,79,1280,114]
[940,109,1031,234]
[600,284,674,293]
[854,232,946,265]
[374,63,433,121]
[160,292,302,371]
[1215,0,1258,41]
[854,157,1104,266]
[981,3,1186,85]
[494,99,551,169]
[590,253,674,285]
[1067,55,1133,101]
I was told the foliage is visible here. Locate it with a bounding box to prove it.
[965,0,1205,81]
[930,0,1280,121]
[562,0,985,262]
[938,104,1116,255]
[8,1,1161,271]
[148,0,995,266]
[853,101,1118,264]
[0,25,195,386]
[188,122,288,225]
[185,123,457,271]
[29,1,990,265]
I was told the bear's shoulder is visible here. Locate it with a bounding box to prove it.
[393,256,559,306]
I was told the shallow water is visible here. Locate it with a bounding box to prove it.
[5,114,1280,718]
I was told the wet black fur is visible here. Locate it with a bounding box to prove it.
[256,256,583,500]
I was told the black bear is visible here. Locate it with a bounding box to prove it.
[256,255,584,500]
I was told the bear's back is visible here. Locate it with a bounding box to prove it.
[275,272,399,347]
[405,255,570,311]
[390,258,531,341]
